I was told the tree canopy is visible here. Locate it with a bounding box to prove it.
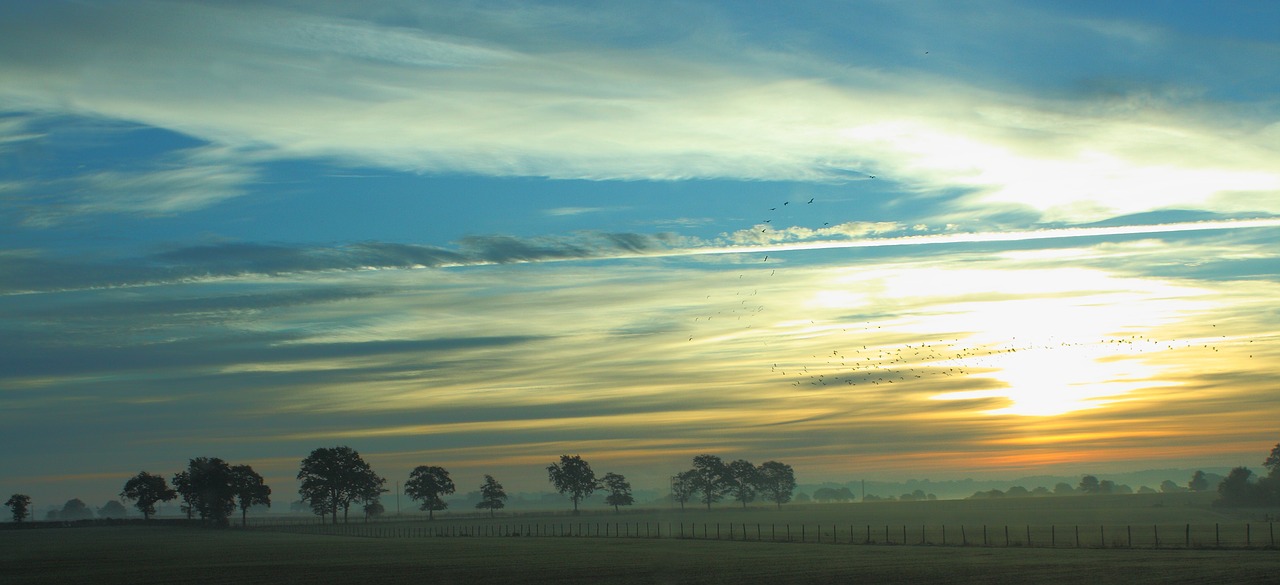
[726,459,760,508]
[601,472,634,513]
[670,470,697,510]
[475,474,508,517]
[756,460,796,508]
[5,494,31,523]
[231,464,272,527]
[547,455,597,514]
[120,471,176,520]
[689,454,731,509]
[404,465,454,520]
[298,446,385,524]
[184,457,237,526]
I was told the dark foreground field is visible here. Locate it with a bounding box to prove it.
[3,525,1278,585]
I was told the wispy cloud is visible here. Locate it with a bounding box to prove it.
[8,145,257,227]
[2,2,1277,224]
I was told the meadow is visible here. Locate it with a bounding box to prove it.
[4,492,1276,584]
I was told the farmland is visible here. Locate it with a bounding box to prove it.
[4,492,1277,584]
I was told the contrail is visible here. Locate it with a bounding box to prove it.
[638,217,1280,259]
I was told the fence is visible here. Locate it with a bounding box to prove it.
[252,520,1279,549]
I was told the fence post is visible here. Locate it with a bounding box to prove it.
[1004,525,1009,547]
[983,525,988,546]
[1247,523,1251,547]
[1128,525,1132,548]
[1186,523,1190,547]
[942,524,946,546]
[1154,524,1159,548]
[1075,525,1080,548]
[866,524,871,544]
[1216,523,1220,547]
[1100,525,1105,548]
[961,525,967,546]
[1026,525,1030,547]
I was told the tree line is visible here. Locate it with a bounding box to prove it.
[5,448,797,525]
[668,455,796,510]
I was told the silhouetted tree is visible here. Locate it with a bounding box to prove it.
[475,475,507,518]
[547,455,597,514]
[689,454,731,510]
[1077,475,1101,494]
[185,457,237,526]
[98,500,128,519]
[1053,482,1074,495]
[1188,470,1210,492]
[297,446,385,524]
[601,472,634,513]
[1098,479,1116,494]
[1161,479,1186,493]
[230,464,271,527]
[1264,444,1280,478]
[405,465,454,520]
[1217,466,1259,506]
[363,501,385,520]
[756,460,796,509]
[5,494,31,523]
[671,470,696,510]
[121,471,176,520]
[726,459,760,508]
[60,498,94,521]
[172,471,196,519]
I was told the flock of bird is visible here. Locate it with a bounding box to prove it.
[680,190,1267,393]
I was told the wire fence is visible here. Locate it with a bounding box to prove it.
[250,519,1279,549]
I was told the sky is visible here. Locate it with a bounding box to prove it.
[3,0,1280,510]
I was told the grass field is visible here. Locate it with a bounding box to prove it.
[259,491,1279,548]
[5,493,1277,584]
[3,524,1279,585]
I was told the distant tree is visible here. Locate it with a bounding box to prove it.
[185,457,237,526]
[670,470,697,510]
[756,461,796,509]
[1188,470,1210,492]
[60,498,94,521]
[813,487,840,503]
[1077,475,1101,494]
[689,455,731,510]
[1030,486,1051,496]
[1053,482,1074,495]
[298,446,385,524]
[1005,486,1030,498]
[5,494,31,523]
[405,465,455,520]
[97,500,128,519]
[1137,486,1157,494]
[546,455,597,514]
[601,472,634,513]
[1098,480,1116,494]
[172,471,196,519]
[1217,466,1259,506]
[121,471,176,520]
[230,465,271,527]
[726,459,760,508]
[1159,480,1183,493]
[363,501,385,520]
[476,475,508,518]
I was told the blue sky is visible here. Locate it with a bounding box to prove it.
[3,0,1280,509]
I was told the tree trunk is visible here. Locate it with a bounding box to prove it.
[242,507,248,527]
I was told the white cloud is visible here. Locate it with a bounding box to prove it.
[1,1,1277,224]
